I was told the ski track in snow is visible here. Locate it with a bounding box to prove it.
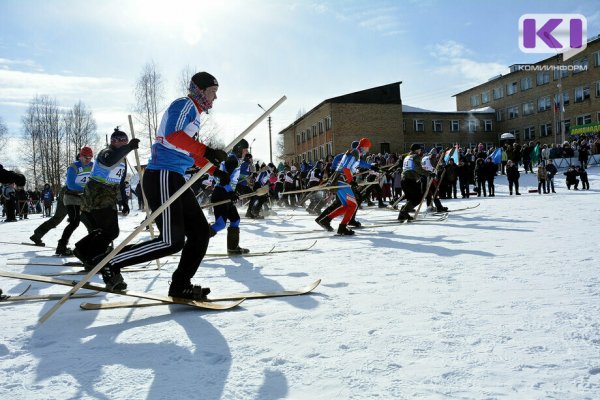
[1,170,599,399]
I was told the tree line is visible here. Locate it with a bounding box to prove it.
[6,62,224,192]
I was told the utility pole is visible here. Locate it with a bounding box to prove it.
[257,103,273,164]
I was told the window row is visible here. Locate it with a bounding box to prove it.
[296,116,332,144]
[296,142,333,164]
[410,119,493,133]
[496,85,594,121]
[507,113,597,141]
[469,57,597,107]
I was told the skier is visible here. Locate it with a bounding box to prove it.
[79,72,228,299]
[397,143,432,222]
[55,146,94,256]
[316,138,378,235]
[209,139,250,255]
[73,128,138,273]
[41,184,54,217]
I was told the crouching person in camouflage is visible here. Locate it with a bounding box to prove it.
[73,128,139,282]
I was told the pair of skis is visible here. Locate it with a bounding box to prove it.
[6,241,318,268]
[0,270,321,311]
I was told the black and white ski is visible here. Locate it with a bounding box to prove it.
[79,279,321,310]
[433,203,480,214]
[0,270,244,310]
[1,291,101,303]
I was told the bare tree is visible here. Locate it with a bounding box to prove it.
[63,101,99,164]
[0,116,8,161]
[178,65,197,96]
[134,61,165,148]
[21,95,66,190]
[197,114,225,149]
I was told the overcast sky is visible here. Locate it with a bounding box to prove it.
[1,0,598,166]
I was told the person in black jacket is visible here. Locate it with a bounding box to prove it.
[456,157,471,198]
[484,157,496,197]
[564,166,579,190]
[475,158,487,197]
[577,166,589,190]
[506,160,521,195]
[545,159,557,193]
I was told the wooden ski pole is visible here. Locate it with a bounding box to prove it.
[38,95,287,324]
[201,186,269,209]
[128,115,162,271]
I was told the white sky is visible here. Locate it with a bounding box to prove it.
[1,0,598,166]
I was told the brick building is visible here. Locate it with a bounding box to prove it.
[454,35,600,144]
[279,35,600,164]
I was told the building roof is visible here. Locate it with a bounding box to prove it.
[452,33,600,97]
[278,81,402,134]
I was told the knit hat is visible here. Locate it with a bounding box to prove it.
[358,138,372,149]
[191,72,218,90]
[410,143,422,152]
[79,146,93,158]
[110,128,128,143]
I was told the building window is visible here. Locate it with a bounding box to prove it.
[467,120,478,133]
[596,81,600,97]
[432,120,443,132]
[482,91,490,103]
[540,123,552,137]
[326,142,332,156]
[496,109,505,121]
[414,119,424,132]
[313,149,318,161]
[572,57,588,75]
[297,135,301,144]
[538,96,551,112]
[508,106,519,119]
[450,120,460,132]
[325,116,332,131]
[507,81,518,95]
[523,101,535,116]
[576,114,592,125]
[536,71,550,85]
[470,95,480,107]
[493,86,504,100]
[319,145,324,159]
[524,126,535,140]
[311,125,317,137]
[484,120,493,132]
[553,67,569,80]
[574,86,590,102]
[380,142,390,154]
[509,129,520,141]
[520,76,533,91]
[318,120,324,134]
[301,132,306,143]
[555,91,570,107]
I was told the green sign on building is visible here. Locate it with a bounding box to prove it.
[570,122,600,135]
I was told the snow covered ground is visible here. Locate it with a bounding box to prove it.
[1,167,599,400]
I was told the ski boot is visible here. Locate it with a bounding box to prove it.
[227,227,250,254]
[337,224,355,236]
[316,216,334,232]
[168,282,210,300]
[29,235,45,247]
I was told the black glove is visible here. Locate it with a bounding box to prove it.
[129,138,140,150]
[204,147,228,165]
[227,191,239,202]
[213,168,231,186]
[370,164,380,172]
[429,172,437,178]
[350,180,359,191]
[121,202,130,216]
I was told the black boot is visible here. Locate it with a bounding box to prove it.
[29,234,45,247]
[348,219,362,227]
[55,239,73,256]
[168,282,210,300]
[316,216,334,232]
[227,226,249,254]
[100,265,127,291]
[337,224,355,236]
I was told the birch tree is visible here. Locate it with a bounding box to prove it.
[63,101,99,163]
[134,61,164,148]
